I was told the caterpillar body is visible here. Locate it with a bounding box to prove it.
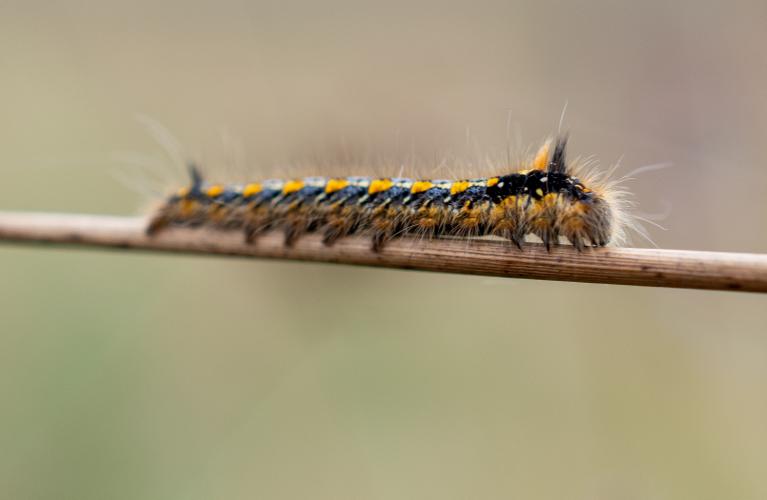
[147,136,624,251]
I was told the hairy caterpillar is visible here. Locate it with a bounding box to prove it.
[146,136,629,251]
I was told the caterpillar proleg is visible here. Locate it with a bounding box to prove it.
[147,136,630,251]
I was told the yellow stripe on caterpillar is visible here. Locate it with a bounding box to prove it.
[243,183,262,197]
[368,179,393,194]
[450,181,471,195]
[282,180,304,194]
[325,178,349,193]
[410,181,434,194]
[206,185,224,197]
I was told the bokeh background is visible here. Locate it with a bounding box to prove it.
[2,1,767,498]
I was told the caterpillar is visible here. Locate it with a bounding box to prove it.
[146,136,628,251]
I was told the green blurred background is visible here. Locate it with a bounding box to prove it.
[1,1,767,498]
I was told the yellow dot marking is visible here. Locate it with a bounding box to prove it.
[176,187,190,197]
[243,183,262,197]
[450,181,471,195]
[325,178,349,193]
[368,178,394,195]
[410,181,434,194]
[543,193,558,207]
[533,140,552,170]
[206,185,224,197]
[486,177,499,188]
[535,188,544,197]
[582,187,592,193]
[282,180,304,194]
[502,195,517,207]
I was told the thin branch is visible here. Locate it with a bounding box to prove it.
[0,211,766,293]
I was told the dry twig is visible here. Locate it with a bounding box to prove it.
[1,211,766,293]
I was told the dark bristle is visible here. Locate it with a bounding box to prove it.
[188,163,203,193]
[547,135,568,174]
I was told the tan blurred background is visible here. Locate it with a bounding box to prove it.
[1,0,767,498]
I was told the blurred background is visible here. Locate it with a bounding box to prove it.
[1,0,766,498]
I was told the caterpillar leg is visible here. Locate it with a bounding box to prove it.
[321,206,358,246]
[146,215,168,236]
[491,227,524,249]
[537,228,558,251]
[569,234,585,251]
[242,204,273,243]
[244,222,269,243]
[283,218,314,246]
[368,204,398,252]
[371,229,393,252]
